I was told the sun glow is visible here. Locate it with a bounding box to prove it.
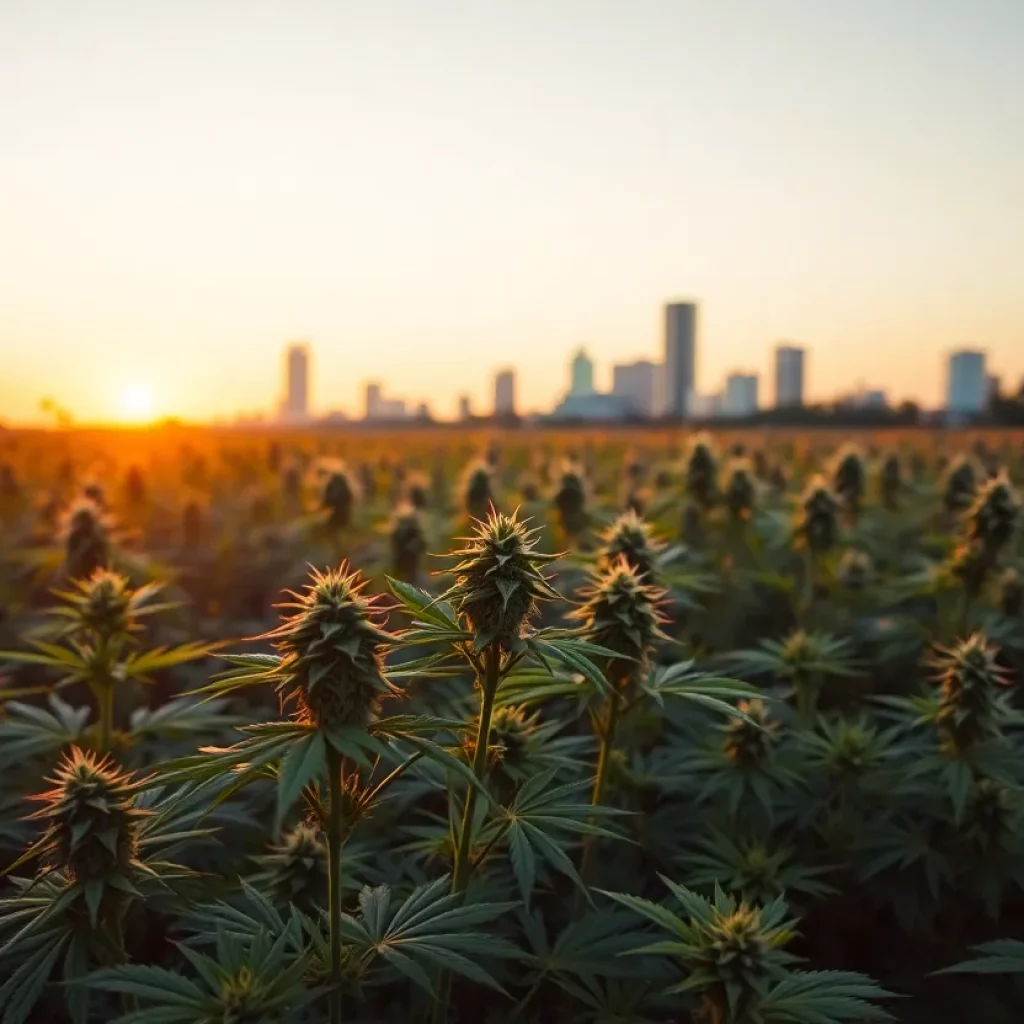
[119,385,155,424]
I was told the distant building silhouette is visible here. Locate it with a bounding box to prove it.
[664,302,696,418]
[722,372,759,418]
[364,381,408,421]
[569,348,596,395]
[946,350,987,419]
[494,369,516,417]
[458,394,472,421]
[612,360,658,417]
[551,348,629,421]
[282,342,310,422]
[774,345,805,408]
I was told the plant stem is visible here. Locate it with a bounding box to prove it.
[96,682,114,753]
[327,746,345,1024]
[576,691,621,912]
[433,641,501,1024]
[451,641,501,894]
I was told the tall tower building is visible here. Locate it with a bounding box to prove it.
[494,369,516,417]
[570,348,595,395]
[946,350,987,417]
[284,342,310,422]
[664,302,696,418]
[774,345,805,408]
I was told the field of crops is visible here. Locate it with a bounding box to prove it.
[0,425,1022,1023]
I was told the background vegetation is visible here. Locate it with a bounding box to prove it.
[0,424,1022,1023]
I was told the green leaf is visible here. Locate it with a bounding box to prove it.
[276,730,326,830]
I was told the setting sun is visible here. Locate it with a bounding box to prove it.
[119,385,155,424]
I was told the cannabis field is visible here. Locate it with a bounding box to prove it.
[1,426,1023,1023]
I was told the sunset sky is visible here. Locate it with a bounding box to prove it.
[2,0,1022,424]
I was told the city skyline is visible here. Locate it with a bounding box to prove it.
[263,303,1004,426]
[3,2,1022,425]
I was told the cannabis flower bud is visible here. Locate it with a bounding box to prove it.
[62,498,111,581]
[724,460,757,521]
[29,748,144,884]
[572,557,667,684]
[684,434,718,510]
[931,633,1010,754]
[267,564,397,730]
[599,509,665,584]
[443,510,559,652]
[390,504,427,581]
[796,477,839,554]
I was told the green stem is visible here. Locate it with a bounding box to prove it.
[451,642,501,894]
[434,642,501,1024]
[576,692,622,912]
[327,747,345,1024]
[96,682,114,753]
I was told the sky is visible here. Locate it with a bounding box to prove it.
[1,0,1022,424]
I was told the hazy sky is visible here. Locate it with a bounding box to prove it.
[2,0,1022,424]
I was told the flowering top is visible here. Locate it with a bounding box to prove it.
[441,509,560,652]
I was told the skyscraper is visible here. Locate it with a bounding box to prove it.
[774,345,805,408]
[365,382,382,420]
[664,302,696,418]
[722,373,759,418]
[612,360,658,417]
[946,350,987,417]
[494,369,516,417]
[570,348,595,395]
[283,342,310,422]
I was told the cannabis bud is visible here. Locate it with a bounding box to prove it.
[942,456,978,516]
[837,549,873,590]
[261,824,327,912]
[879,453,902,510]
[29,748,144,884]
[931,633,1009,754]
[554,464,588,539]
[963,473,1018,559]
[693,902,775,1018]
[487,704,536,773]
[796,477,839,554]
[724,460,757,521]
[390,504,427,581]
[723,699,777,770]
[831,445,865,513]
[599,509,665,584]
[572,557,667,685]
[71,569,133,641]
[462,461,496,522]
[62,498,112,581]
[267,564,397,730]
[684,434,718,510]
[443,510,559,652]
[323,469,358,529]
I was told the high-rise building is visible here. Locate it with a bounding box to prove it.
[458,395,472,421]
[774,345,805,407]
[570,348,595,395]
[722,373,759,418]
[365,382,382,420]
[664,302,697,418]
[283,342,310,422]
[494,369,516,417]
[612,360,658,417]
[946,350,987,417]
